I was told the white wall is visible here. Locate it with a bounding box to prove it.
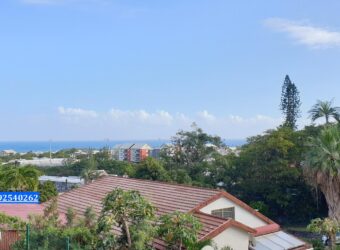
[202,227,250,250]
[200,197,267,228]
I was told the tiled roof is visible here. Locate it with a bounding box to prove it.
[54,175,220,217]
[0,204,44,221]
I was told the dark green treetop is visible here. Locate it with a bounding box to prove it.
[280,75,301,129]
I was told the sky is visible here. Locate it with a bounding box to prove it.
[1,0,340,141]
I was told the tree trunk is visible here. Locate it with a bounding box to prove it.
[123,219,132,249]
[318,172,340,222]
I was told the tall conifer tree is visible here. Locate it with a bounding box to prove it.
[280,75,301,129]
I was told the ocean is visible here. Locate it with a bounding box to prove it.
[0,139,246,153]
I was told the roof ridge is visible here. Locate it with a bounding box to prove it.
[106,175,222,193]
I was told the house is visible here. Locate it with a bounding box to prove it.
[0,150,17,157]
[112,143,152,163]
[39,175,84,192]
[52,176,312,250]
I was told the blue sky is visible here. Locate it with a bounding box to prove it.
[1,0,340,140]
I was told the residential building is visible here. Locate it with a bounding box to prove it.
[39,175,84,192]
[112,143,152,163]
[50,176,312,250]
[0,150,17,157]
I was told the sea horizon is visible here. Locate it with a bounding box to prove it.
[0,139,246,153]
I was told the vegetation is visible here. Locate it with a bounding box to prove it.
[308,218,340,249]
[0,165,41,191]
[157,211,202,250]
[309,100,340,124]
[38,180,58,202]
[97,188,156,250]
[280,75,301,129]
[304,125,340,221]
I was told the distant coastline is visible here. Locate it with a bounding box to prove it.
[0,139,246,153]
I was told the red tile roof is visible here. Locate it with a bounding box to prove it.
[253,223,281,237]
[0,204,44,221]
[54,175,221,217]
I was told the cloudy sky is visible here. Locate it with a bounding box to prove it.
[1,0,340,141]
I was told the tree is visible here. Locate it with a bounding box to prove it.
[135,157,170,181]
[39,180,58,202]
[97,188,156,250]
[280,75,301,129]
[304,125,340,221]
[228,127,325,222]
[0,166,41,191]
[308,218,340,249]
[158,211,202,250]
[162,123,223,169]
[308,99,340,124]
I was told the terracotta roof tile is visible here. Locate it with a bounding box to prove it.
[54,175,220,217]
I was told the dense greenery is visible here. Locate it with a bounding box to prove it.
[0,165,41,191]
[97,188,156,250]
[157,211,202,250]
[304,125,340,222]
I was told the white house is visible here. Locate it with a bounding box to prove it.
[51,176,311,250]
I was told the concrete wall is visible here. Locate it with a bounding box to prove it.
[200,197,267,228]
[202,227,250,250]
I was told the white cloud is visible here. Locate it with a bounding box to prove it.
[197,110,216,122]
[58,106,98,118]
[264,18,340,48]
[55,106,286,139]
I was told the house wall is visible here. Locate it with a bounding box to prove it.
[200,197,267,228]
[202,227,250,250]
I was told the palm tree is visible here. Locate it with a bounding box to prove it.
[308,99,340,124]
[0,166,41,191]
[303,125,340,222]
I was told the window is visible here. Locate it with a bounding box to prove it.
[211,207,235,219]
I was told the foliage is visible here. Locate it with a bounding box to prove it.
[0,212,25,230]
[308,218,340,249]
[12,199,97,250]
[161,123,223,170]
[157,211,202,250]
[309,99,340,124]
[280,75,301,129]
[303,125,340,221]
[134,157,169,181]
[97,188,156,250]
[0,165,41,191]
[227,127,326,222]
[38,180,58,202]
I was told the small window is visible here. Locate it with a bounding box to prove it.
[211,207,235,219]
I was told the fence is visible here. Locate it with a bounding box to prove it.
[1,225,71,250]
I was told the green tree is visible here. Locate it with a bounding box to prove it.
[97,188,156,250]
[135,157,169,181]
[158,211,202,250]
[308,218,340,249]
[308,99,340,124]
[39,180,58,202]
[162,123,223,170]
[304,125,340,221]
[280,75,301,129]
[229,127,323,222]
[0,166,41,191]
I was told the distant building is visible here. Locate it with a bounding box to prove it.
[13,157,68,167]
[0,150,17,157]
[39,175,84,192]
[149,148,161,159]
[112,143,152,163]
